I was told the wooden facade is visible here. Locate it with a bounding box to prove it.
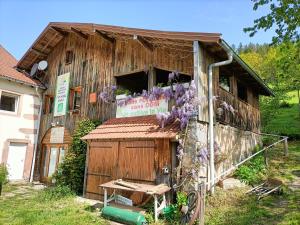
[16,23,272,190]
[85,139,171,202]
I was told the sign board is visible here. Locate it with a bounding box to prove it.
[50,127,65,143]
[54,72,70,117]
[116,96,168,118]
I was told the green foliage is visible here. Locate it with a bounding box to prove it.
[279,100,291,108]
[244,0,300,43]
[234,155,266,185]
[264,103,300,139]
[0,163,8,184]
[176,191,188,206]
[240,42,300,137]
[115,88,131,96]
[39,185,74,201]
[144,212,155,224]
[54,119,100,194]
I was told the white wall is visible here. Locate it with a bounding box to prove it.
[0,79,40,163]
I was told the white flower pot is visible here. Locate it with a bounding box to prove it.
[172,82,190,91]
[116,94,127,100]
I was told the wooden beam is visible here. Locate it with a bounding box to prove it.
[133,35,154,51]
[30,48,47,57]
[50,26,68,36]
[193,40,208,122]
[71,27,88,39]
[95,30,115,44]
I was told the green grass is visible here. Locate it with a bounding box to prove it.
[264,103,300,139]
[0,185,107,225]
[205,142,300,225]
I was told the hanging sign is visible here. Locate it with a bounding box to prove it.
[116,96,168,118]
[54,72,70,117]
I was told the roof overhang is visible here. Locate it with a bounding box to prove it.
[0,74,45,89]
[16,22,273,96]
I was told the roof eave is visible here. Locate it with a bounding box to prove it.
[220,39,274,97]
[0,74,46,89]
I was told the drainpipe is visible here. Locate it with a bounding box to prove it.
[30,86,43,182]
[208,41,233,194]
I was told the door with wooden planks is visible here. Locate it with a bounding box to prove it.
[85,141,119,199]
[118,140,155,183]
[85,140,157,200]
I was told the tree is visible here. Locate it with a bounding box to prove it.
[244,0,300,43]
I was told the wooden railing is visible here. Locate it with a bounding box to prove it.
[216,88,261,132]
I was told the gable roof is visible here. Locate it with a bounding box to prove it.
[16,22,273,96]
[82,115,179,140]
[0,45,43,88]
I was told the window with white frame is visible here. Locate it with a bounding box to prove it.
[0,91,19,113]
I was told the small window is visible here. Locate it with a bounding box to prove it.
[237,81,248,102]
[43,95,54,114]
[65,50,74,65]
[219,75,231,92]
[0,92,19,113]
[69,86,81,111]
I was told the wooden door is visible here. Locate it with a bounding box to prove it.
[118,140,156,183]
[85,141,118,199]
[40,144,68,183]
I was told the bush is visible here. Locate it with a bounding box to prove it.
[54,119,100,194]
[39,185,74,201]
[234,155,266,185]
[279,101,291,108]
[0,164,8,184]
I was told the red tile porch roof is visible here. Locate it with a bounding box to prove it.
[82,115,179,140]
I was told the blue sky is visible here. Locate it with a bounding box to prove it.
[0,0,274,60]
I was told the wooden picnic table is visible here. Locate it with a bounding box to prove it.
[99,179,171,221]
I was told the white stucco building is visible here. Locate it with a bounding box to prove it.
[0,45,44,180]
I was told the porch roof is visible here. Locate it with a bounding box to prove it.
[82,115,179,140]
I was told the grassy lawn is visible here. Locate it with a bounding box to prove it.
[0,184,107,225]
[264,104,300,138]
[264,91,300,138]
[1,143,299,225]
[205,141,300,225]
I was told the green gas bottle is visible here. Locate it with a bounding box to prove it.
[101,206,147,225]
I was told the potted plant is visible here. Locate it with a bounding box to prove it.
[0,164,8,196]
[115,88,131,100]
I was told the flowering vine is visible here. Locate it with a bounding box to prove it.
[99,71,237,180]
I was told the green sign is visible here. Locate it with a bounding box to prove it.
[54,72,70,117]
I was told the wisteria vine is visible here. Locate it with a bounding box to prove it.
[99,71,237,168]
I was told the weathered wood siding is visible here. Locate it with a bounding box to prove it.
[85,138,171,201]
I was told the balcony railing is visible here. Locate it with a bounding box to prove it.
[216,88,261,132]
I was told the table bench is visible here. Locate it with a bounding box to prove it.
[99,179,171,221]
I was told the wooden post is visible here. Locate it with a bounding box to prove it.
[82,142,90,197]
[193,41,208,122]
[199,182,206,225]
[264,148,269,167]
[284,137,288,156]
[148,66,156,91]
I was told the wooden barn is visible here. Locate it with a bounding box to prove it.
[15,22,273,200]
